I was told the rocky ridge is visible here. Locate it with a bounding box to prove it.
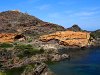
[66,24,83,31]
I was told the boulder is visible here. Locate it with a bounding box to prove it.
[51,54,61,61]
[61,54,69,59]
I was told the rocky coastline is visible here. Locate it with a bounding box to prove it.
[0,43,69,75]
[0,34,100,75]
[0,10,100,75]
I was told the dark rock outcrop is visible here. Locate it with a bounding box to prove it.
[66,24,83,31]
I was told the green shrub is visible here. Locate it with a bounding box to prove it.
[22,65,35,74]
[15,44,43,58]
[0,43,13,48]
[15,44,35,51]
[27,38,32,43]
[90,30,100,39]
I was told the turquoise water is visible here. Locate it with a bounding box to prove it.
[49,48,100,75]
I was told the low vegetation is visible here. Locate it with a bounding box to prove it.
[0,43,13,48]
[14,44,44,58]
[90,30,100,39]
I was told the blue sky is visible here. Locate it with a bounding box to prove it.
[0,0,100,31]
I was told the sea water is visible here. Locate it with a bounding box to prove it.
[49,48,100,75]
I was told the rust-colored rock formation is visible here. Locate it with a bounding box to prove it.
[0,33,25,43]
[0,33,16,43]
[40,31,90,47]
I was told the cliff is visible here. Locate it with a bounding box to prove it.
[40,31,90,47]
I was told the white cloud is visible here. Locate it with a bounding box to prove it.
[17,0,40,5]
[64,10,73,14]
[48,12,62,18]
[58,0,76,6]
[36,4,51,10]
[82,7,100,11]
[70,11,99,17]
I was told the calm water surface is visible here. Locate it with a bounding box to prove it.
[49,48,100,75]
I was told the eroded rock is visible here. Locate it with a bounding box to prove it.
[0,33,26,43]
[40,31,90,47]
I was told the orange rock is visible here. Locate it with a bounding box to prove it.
[40,31,90,47]
[0,33,16,43]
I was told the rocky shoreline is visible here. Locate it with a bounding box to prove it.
[0,42,100,75]
[0,10,100,75]
[0,43,69,75]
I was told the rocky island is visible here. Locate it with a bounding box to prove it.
[0,10,100,75]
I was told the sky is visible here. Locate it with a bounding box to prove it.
[0,0,100,31]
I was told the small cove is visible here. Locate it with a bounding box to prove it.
[49,48,100,75]
[0,48,100,75]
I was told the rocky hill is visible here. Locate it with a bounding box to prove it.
[0,10,99,47]
[0,10,65,35]
[66,24,83,31]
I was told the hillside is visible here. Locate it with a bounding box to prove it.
[0,10,65,36]
[0,10,99,47]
